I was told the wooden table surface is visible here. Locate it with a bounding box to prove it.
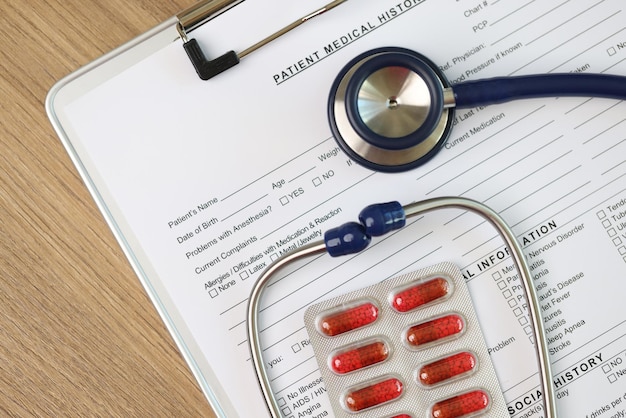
[1,1,216,416]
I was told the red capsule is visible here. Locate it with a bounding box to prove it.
[418,352,477,386]
[318,301,379,336]
[431,390,490,418]
[391,277,450,312]
[406,314,464,347]
[343,377,403,412]
[391,415,413,418]
[331,340,389,374]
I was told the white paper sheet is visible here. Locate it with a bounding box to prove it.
[59,0,626,416]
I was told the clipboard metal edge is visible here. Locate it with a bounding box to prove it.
[177,0,245,34]
[176,0,349,80]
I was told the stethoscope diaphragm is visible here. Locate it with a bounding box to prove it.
[328,47,455,172]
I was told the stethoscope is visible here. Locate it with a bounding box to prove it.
[245,48,626,418]
[328,46,626,172]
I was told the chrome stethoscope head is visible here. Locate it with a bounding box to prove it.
[329,47,455,172]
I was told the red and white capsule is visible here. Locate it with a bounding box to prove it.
[317,300,379,337]
[330,340,389,374]
[342,377,403,412]
[405,313,465,348]
[417,351,477,386]
[430,390,490,418]
[390,277,450,312]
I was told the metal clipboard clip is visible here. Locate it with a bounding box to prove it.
[176,0,348,80]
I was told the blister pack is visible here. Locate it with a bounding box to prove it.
[303,262,508,418]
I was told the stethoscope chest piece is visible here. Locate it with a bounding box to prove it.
[329,47,455,172]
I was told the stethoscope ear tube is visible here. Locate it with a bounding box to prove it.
[247,197,558,418]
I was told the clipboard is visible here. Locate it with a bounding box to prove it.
[47,0,626,417]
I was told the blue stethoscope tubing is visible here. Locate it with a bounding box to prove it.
[329,47,626,172]
[247,197,558,418]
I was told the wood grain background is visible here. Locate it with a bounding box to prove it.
[0,1,217,415]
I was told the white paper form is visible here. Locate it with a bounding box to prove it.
[59,0,626,417]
